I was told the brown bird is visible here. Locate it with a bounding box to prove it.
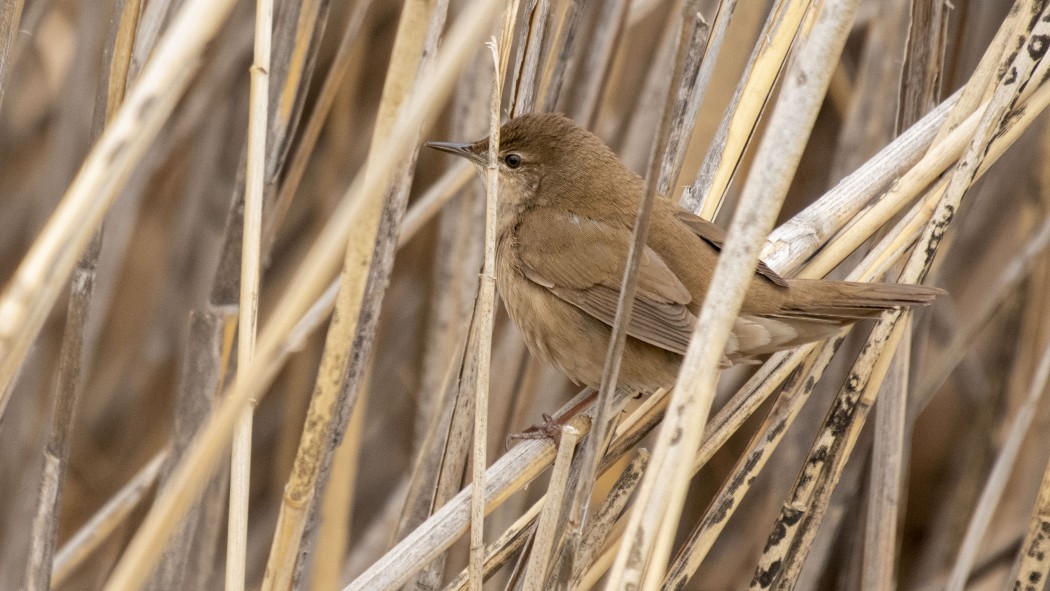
[427,113,942,392]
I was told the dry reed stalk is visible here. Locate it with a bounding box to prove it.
[226,0,272,588]
[913,215,1050,414]
[896,0,949,131]
[143,310,232,591]
[410,35,490,460]
[565,0,630,126]
[9,2,1050,589]
[265,0,330,183]
[826,0,906,182]
[617,9,681,172]
[751,6,1050,587]
[563,0,709,576]
[861,326,909,590]
[512,0,551,116]
[654,0,714,197]
[761,1,1025,276]
[661,340,829,588]
[262,1,446,585]
[1009,417,1050,587]
[761,89,958,274]
[438,437,646,591]
[0,0,239,419]
[685,0,810,219]
[22,0,141,587]
[535,0,583,112]
[611,2,861,587]
[521,425,581,590]
[948,342,1050,589]
[93,5,500,589]
[396,335,469,548]
[797,81,1050,281]
[311,366,370,591]
[444,493,543,590]
[264,0,374,273]
[466,11,516,587]
[860,2,948,583]
[562,449,649,589]
[655,127,1014,586]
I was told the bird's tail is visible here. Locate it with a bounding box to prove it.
[779,279,945,321]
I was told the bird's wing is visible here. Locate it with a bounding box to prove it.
[672,208,789,287]
[517,210,696,354]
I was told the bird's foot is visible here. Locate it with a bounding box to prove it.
[507,413,564,447]
[505,388,599,449]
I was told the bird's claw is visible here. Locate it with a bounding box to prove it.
[506,413,563,447]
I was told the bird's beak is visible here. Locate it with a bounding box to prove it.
[425,141,487,166]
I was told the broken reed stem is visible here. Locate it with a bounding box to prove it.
[521,426,581,591]
[226,0,271,588]
[24,246,99,591]
[655,0,712,197]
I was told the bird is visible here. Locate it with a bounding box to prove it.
[426,112,942,393]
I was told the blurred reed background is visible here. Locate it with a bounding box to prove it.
[2,0,1050,589]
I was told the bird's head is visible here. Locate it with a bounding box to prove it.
[426,113,629,210]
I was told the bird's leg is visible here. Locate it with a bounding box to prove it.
[507,387,597,446]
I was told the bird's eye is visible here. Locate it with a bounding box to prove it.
[504,153,523,169]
